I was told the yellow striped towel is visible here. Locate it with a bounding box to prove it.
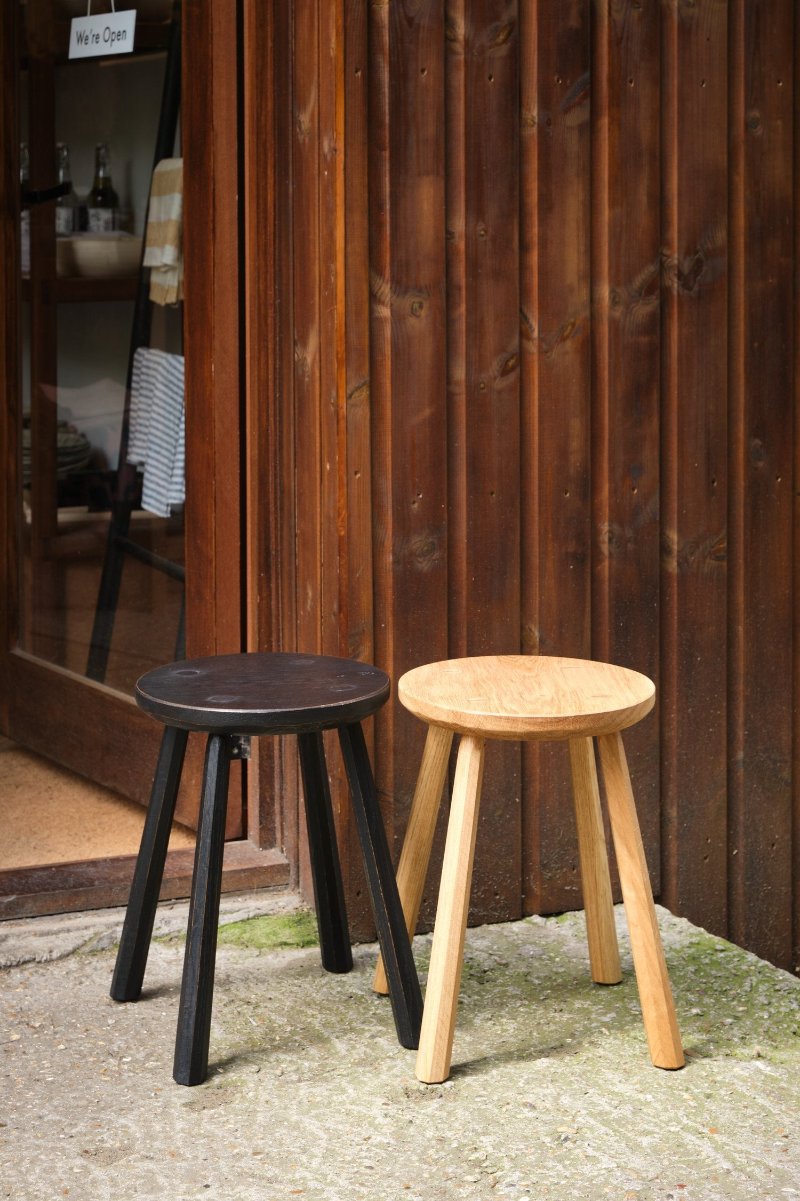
[143,157,183,306]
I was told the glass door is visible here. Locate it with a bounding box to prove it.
[1,0,244,836]
[21,1,184,693]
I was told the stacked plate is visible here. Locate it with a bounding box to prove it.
[22,418,93,486]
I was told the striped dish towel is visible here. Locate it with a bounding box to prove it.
[143,157,183,306]
[128,347,185,518]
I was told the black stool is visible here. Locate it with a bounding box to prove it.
[110,651,422,1085]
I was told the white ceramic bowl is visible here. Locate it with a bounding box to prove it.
[58,232,142,279]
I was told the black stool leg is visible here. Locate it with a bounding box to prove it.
[338,721,423,1049]
[173,733,232,1086]
[111,725,189,1002]
[297,731,353,973]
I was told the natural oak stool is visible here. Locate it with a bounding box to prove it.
[111,651,423,1086]
[374,654,684,1084]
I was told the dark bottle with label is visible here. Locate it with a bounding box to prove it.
[20,142,30,274]
[55,143,78,236]
[87,142,119,232]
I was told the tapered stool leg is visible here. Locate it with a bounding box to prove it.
[374,724,452,995]
[111,725,189,1002]
[568,737,622,985]
[173,733,232,1086]
[597,732,684,1070]
[338,722,423,1050]
[416,734,485,1084]
[297,730,353,974]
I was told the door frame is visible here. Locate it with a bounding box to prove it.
[0,0,290,915]
[0,1,240,808]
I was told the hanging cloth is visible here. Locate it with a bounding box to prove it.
[127,347,185,517]
[143,157,183,306]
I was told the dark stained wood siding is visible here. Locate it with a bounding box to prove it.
[727,0,795,967]
[659,0,730,951]
[251,0,800,971]
[368,0,450,931]
[522,2,594,918]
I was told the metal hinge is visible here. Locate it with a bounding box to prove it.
[230,735,252,760]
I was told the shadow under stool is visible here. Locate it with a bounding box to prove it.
[111,651,423,1085]
[373,654,684,1083]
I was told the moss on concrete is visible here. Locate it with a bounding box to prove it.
[7,903,800,1200]
[216,909,319,952]
[522,909,800,1066]
[667,928,800,1063]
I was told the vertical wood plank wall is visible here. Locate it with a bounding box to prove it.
[260,0,800,970]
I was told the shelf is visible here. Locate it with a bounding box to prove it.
[21,502,186,561]
[21,275,139,303]
[54,275,139,302]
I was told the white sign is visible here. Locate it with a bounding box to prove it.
[69,10,137,60]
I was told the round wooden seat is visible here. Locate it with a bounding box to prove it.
[375,653,683,1084]
[137,651,390,735]
[398,655,655,741]
[112,651,421,1086]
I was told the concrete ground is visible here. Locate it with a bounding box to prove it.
[1,893,799,1201]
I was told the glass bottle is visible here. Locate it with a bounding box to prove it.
[86,142,119,232]
[55,143,78,236]
[20,142,30,275]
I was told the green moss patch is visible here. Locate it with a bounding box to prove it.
[216,909,319,951]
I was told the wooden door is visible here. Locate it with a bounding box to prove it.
[0,2,242,831]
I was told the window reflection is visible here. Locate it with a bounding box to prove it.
[19,0,184,693]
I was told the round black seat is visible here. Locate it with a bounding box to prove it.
[111,652,421,1086]
[135,651,390,734]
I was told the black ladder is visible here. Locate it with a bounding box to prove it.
[86,3,184,682]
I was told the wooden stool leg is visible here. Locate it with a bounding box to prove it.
[373,723,453,995]
[416,734,485,1084]
[297,730,353,974]
[173,733,233,1086]
[568,737,622,984]
[338,722,423,1050]
[597,732,684,1070]
[111,725,188,1002]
